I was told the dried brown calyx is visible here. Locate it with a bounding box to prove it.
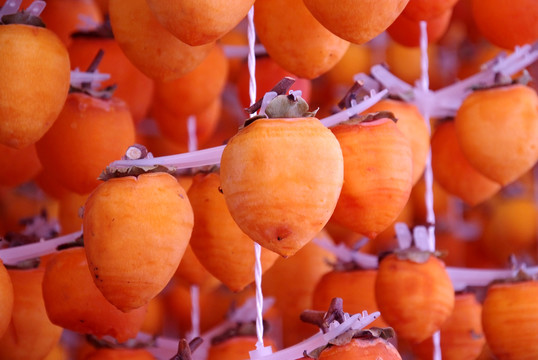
[0,10,45,27]
[71,16,114,39]
[210,320,269,346]
[69,49,117,100]
[300,297,395,359]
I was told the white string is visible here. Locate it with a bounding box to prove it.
[253,243,265,349]
[247,6,257,110]
[187,115,198,153]
[189,285,200,339]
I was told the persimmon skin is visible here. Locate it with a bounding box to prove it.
[35,92,136,195]
[0,24,70,149]
[83,172,194,312]
[208,336,277,360]
[482,280,538,359]
[0,268,63,360]
[188,172,279,292]
[330,118,413,239]
[431,121,501,206]
[387,9,452,47]
[42,248,148,342]
[0,143,42,187]
[146,0,254,46]
[68,37,155,124]
[83,348,156,360]
[302,0,409,45]
[454,85,538,186]
[0,260,14,338]
[313,269,388,328]
[471,0,538,49]
[254,0,350,79]
[220,118,344,257]
[362,99,429,185]
[375,254,455,344]
[108,0,214,81]
[402,0,459,21]
[318,338,402,360]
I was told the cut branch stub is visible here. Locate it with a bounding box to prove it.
[300,297,346,333]
[245,76,296,114]
[169,337,203,360]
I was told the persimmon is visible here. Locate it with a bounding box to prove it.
[39,0,103,46]
[236,56,312,109]
[83,348,156,360]
[412,292,486,360]
[0,267,63,360]
[208,334,277,360]
[324,44,372,88]
[146,0,254,46]
[302,0,408,45]
[220,95,344,257]
[482,277,538,359]
[188,172,279,292]
[174,244,221,289]
[152,44,228,117]
[254,0,350,79]
[330,117,413,239]
[35,92,136,195]
[312,268,388,328]
[317,337,402,360]
[454,84,538,186]
[262,239,335,347]
[83,172,194,311]
[431,120,501,206]
[34,168,70,200]
[471,0,538,49]
[43,342,69,360]
[387,9,453,47]
[0,20,71,149]
[480,197,538,266]
[401,0,460,21]
[108,0,214,81]
[0,260,13,338]
[57,190,89,234]
[361,99,429,186]
[42,247,148,342]
[152,97,222,151]
[375,251,455,343]
[68,26,155,124]
[140,296,165,335]
[0,143,42,187]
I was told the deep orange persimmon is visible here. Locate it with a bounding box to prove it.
[188,172,279,292]
[68,33,155,124]
[0,23,71,149]
[146,0,254,46]
[0,268,63,360]
[0,260,13,338]
[42,248,148,342]
[254,0,350,79]
[454,84,538,186]
[387,9,453,47]
[220,112,344,257]
[375,253,455,344]
[330,118,413,239]
[208,335,277,360]
[108,0,214,81]
[83,172,194,311]
[318,337,402,360]
[401,0,460,21]
[35,92,136,195]
[83,348,156,360]
[0,143,42,187]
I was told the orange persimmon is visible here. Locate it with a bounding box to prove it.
[387,9,453,47]
[35,92,136,195]
[208,335,277,360]
[220,96,344,257]
[0,143,42,187]
[188,172,279,292]
[146,0,254,46]
[401,0,460,21]
[375,252,455,343]
[454,84,538,186]
[0,260,13,338]
[0,267,63,360]
[254,0,350,79]
[262,239,335,347]
[431,120,501,206]
[68,30,155,124]
[0,22,71,149]
[302,0,409,45]
[482,279,538,359]
[471,0,538,49]
[317,337,402,360]
[412,292,486,360]
[108,0,214,81]
[361,99,429,185]
[57,191,89,234]
[83,172,194,311]
[330,117,413,239]
[39,0,103,46]
[42,248,148,342]
[83,348,156,360]
[173,244,221,289]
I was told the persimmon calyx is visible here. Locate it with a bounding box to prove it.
[210,321,269,346]
[71,18,114,39]
[0,10,45,27]
[381,247,445,264]
[489,268,538,286]
[169,337,203,360]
